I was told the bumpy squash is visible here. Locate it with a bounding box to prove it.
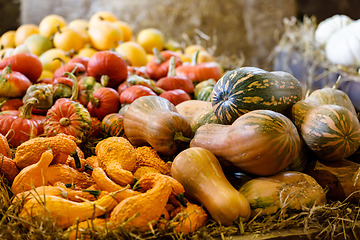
[292,102,360,161]
[190,110,302,176]
[211,67,303,125]
[171,147,250,226]
[19,194,119,229]
[239,171,327,218]
[124,96,192,156]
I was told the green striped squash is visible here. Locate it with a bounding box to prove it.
[190,107,221,135]
[190,109,302,176]
[211,67,304,125]
[196,85,214,102]
[295,104,360,161]
[101,113,126,138]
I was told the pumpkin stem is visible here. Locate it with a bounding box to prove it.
[64,71,79,101]
[100,75,109,87]
[19,97,38,119]
[333,75,342,89]
[173,131,192,143]
[0,99,7,111]
[82,189,101,199]
[153,47,165,65]
[191,50,200,66]
[3,63,12,74]
[167,56,176,77]
[89,93,100,108]
[83,164,93,172]
[59,117,70,126]
[53,57,66,66]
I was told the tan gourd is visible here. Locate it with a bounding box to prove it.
[171,147,251,226]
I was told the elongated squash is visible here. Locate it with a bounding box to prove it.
[171,147,250,226]
[190,110,301,176]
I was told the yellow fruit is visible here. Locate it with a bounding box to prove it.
[39,14,67,38]
[115,41,148,67]
[0,48,14,60]
[53,27,85,52]
[14,24,39,46]
[23,34,53,56]
[39,48,70,72]
[197,50,214,63]
[184,44,206,55]
[113,21,133,42]
[0,30,16,49]
[88,21,122,51]
[136,28,165,54]
[88,11,118,27]
[76,47,98,58]
[39,69,54,79]
[68,19,89,31]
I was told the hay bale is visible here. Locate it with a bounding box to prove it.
[21,0,297,70]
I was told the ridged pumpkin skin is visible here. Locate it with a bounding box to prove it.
[306,87,357,116]
[293,104,360,161]
[101,113,126,138]
[171,147,250,226]
[124,96,192,156]
[239,171,327,218]
[211,67,303,125]
[190,109,301,176]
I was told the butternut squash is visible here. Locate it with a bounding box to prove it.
[171,147,250,226]
[175,99,212,122]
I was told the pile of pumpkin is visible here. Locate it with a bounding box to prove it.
[1,10,360,240]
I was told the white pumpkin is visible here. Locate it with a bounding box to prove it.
[325,20,360,67]
[315,14,353,45]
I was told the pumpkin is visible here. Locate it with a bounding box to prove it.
[292,102,360,161]
[155,56,194,94]
[239,171,327,218]
[124,96,193,156]
[171,147,250,226]
[305,80,357,116]
[325,19,360,67]
[127,65,149,79]
[0,63,32,98]
[211,67,304,125]
[145,48,182,80]
[87,87,120,120]
[0,154,19,183]
[22,83,53,114]
[0,98,23,111]
[0,52,43,83]
[52,61,87,80]
[315,14,353,45]
[43,72,92,142]
[159,89,191,106]
[87,50,128,88]
[67,55,90,68]
[0,133,11,158]
[190,110,302,176]
[78,76,103,106]
[119,85,157,106]
[88,116,103,139]
[126,75,165,95]
[52,76,73,101]
[175,51,222,83]
[100,113,126,138]
[0,97,44,147]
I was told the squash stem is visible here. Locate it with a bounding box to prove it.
[64,71,79,101]
[82,189,101,199]
[0,100,7,111]
[238,217,245,235]
[333,75,342,89]
[173,131,192,143]
[153,47,165,64]
[71,151,81,169]
[83,164,93,172]
[167,56,176,77]
[191,50,200,66]
[100,75,109,87]
[19,97,38,119]
[175,193,187,207]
